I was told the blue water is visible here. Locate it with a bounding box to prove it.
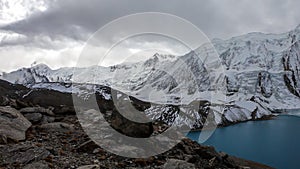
[187,115,300,169]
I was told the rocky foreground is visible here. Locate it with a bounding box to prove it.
[0,80,275,169]
[0,105,273,169]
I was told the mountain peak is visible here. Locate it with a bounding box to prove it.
[153,53,160,57]
[31,63,51,70]
[152,53,176,60]
[295,24,300,31]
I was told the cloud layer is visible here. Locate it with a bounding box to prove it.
[1,0,300,72]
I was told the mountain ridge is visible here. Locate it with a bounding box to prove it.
[1,25,300,128]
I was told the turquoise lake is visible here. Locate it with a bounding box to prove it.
[187,115,300,169]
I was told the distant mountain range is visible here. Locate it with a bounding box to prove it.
[1,25,300,128]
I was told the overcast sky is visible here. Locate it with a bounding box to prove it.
[0,0,300,72]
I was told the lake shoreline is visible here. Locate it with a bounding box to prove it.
[189,114,277,132]
[187,115,300,169]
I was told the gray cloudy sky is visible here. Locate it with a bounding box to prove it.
[0,0,300,72]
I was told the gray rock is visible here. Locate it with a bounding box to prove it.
[77,165,100,169]
[0,96,10,106]
[0,144,51,165]
[23,161,50,169]
[0,134,7,144]
[41,115,55,124]
[163,159,195,169]
[0,106,32,142]
[76,140,99,153]
[24,113,43,124]
[110,109,153,138]
[20,107,55,116]
[39,122,74,132]
[55,106,75,114]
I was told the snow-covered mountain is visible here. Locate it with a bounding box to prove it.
[0,52,215,104]
[1,25,300,128]
[210,25,300,111]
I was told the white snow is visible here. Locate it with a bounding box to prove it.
[2,25,300,127]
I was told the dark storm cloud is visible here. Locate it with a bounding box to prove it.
[3,0,300,42]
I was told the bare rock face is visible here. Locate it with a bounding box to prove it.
[283,40,300,97]
[0,106,32,143]
[256,71,273,98]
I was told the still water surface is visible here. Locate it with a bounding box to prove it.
[187,115,300,169]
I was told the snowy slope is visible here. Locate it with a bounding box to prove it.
[1,25,300,126]
[206,25,300,111]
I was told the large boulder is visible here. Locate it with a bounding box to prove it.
[0,106,32,143]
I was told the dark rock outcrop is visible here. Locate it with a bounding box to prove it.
[0,106,31,143]
[257,71,273,98]
[110,109,153,138]
[283,40,300,97]
[21,89,74,114]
